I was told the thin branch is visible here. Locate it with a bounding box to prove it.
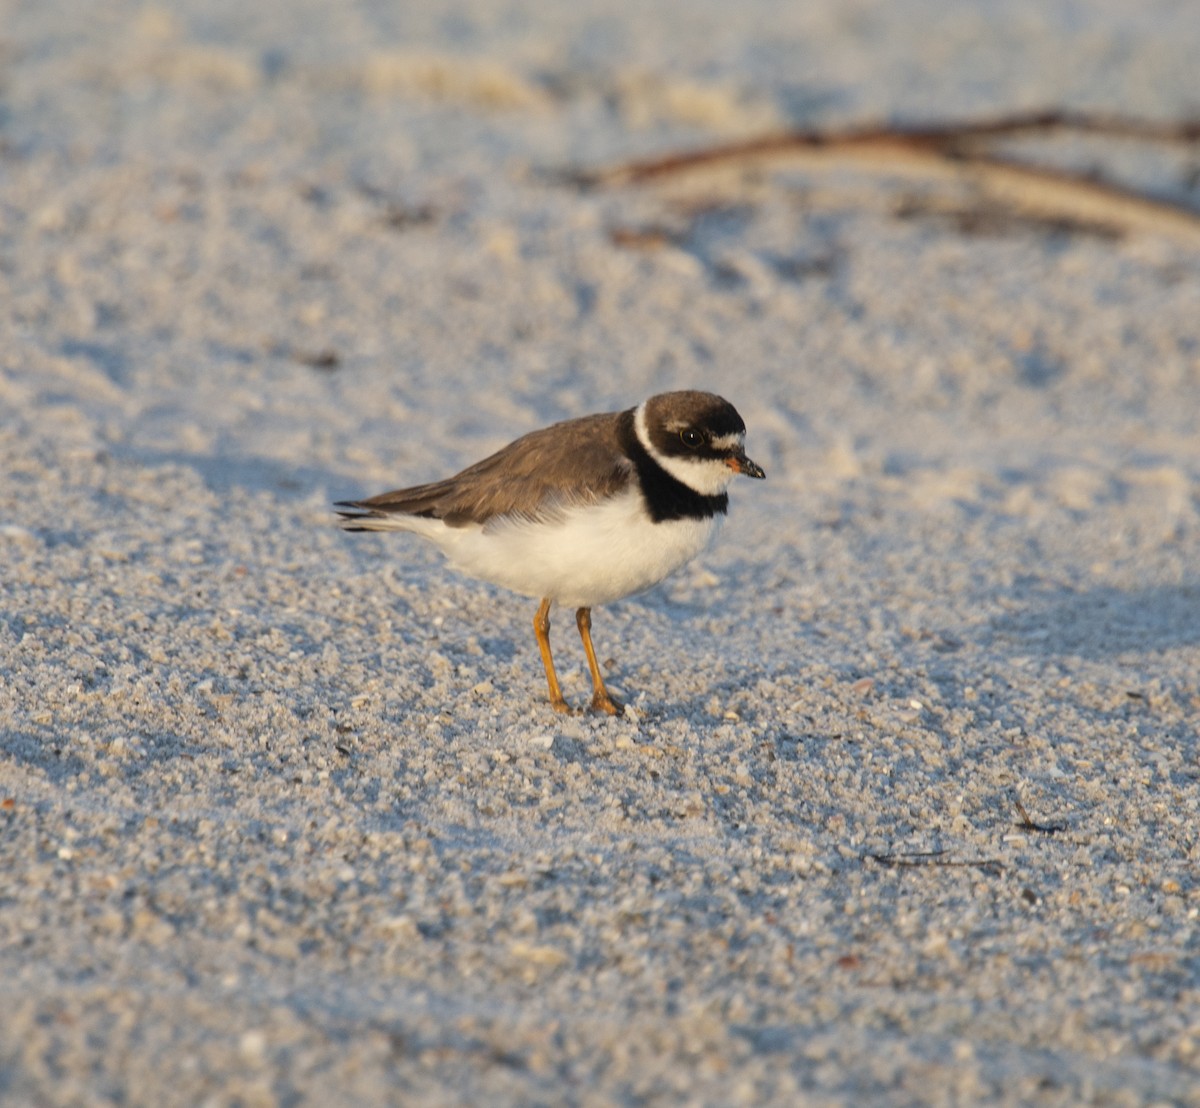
[865,850,1004,874]
[573,110,1200,187]
[569,110,1200,242]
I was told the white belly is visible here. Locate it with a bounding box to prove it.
[400,489,720,608]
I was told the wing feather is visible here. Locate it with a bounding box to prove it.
[336,410,634,528]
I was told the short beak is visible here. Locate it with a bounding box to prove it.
[725,450,766,479]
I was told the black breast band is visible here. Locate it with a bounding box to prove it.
[617,410,729,523]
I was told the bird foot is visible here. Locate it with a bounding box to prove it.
[588,691,625,717]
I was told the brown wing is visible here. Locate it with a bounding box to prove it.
[336,410,634,527]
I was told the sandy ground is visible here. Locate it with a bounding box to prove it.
[2,1,1200,1104]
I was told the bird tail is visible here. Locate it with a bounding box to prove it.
[334,501,423,532]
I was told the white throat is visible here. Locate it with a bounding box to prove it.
[634,401,739,498]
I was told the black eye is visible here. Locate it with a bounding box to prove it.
[680,429,703,449]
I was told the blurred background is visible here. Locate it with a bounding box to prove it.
[2,3,1199,1104]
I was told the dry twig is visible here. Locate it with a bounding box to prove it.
[571,110,1200,242]
[865,850,1004,875]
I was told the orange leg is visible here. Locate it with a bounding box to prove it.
[576,607,623,716]
[533,598,571,713]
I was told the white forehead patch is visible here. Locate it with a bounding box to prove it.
[710,431,745,451]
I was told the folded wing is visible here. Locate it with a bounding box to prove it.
[336,411,634,530]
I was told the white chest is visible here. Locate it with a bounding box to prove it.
[433,488,722,607]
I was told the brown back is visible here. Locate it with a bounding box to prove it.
[356,410,634,526]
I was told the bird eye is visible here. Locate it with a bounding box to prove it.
[680,429,703,449]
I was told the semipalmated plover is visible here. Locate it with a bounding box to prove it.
[336,390,764,714]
